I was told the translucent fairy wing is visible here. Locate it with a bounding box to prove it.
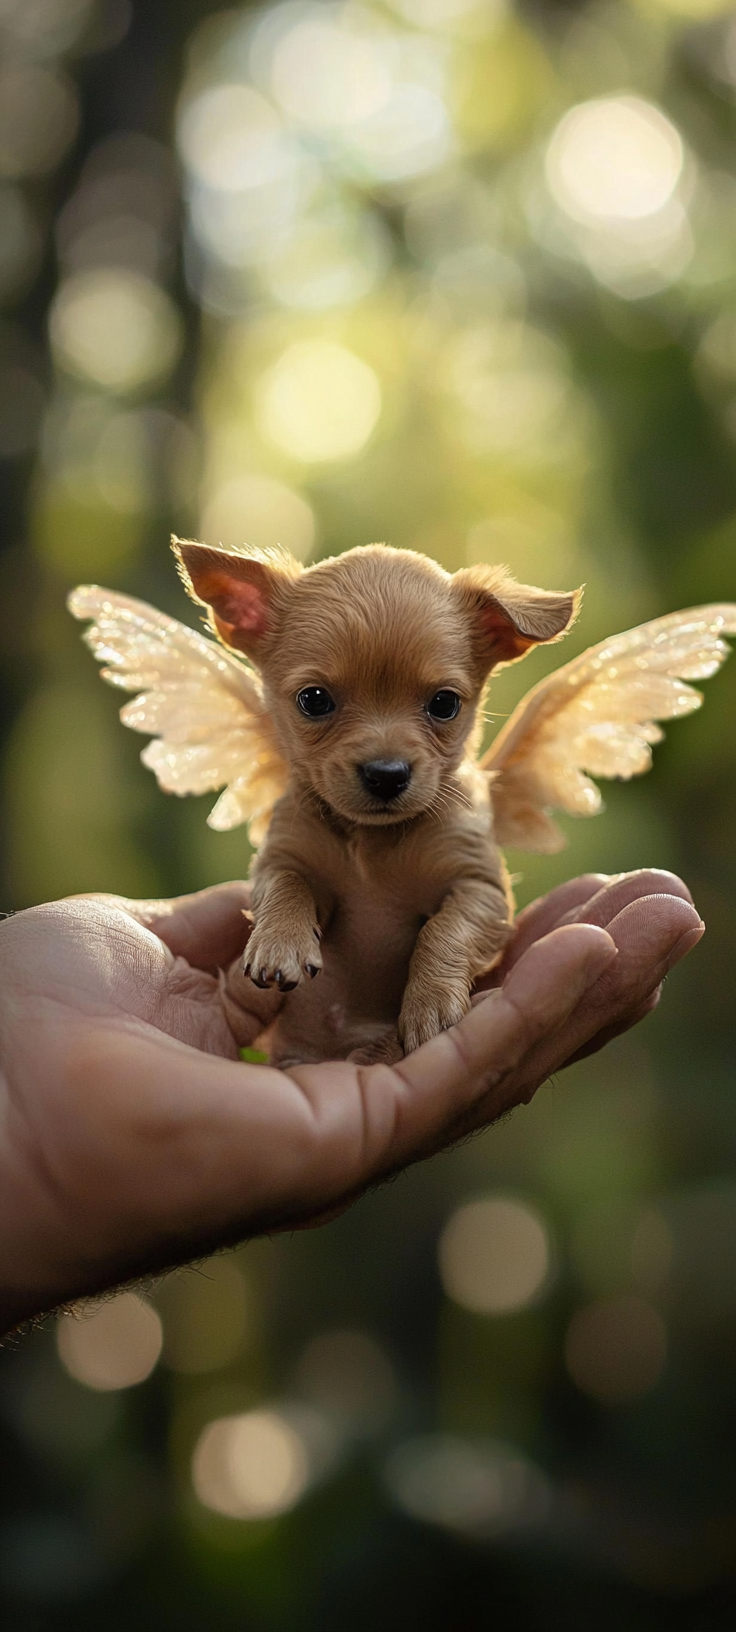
[481,604,736,853]
[68,586,288,841]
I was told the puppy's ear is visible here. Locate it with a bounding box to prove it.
[453,564,582,670]
[173,538,302,660]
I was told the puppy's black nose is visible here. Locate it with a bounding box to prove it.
[359,759,411,801]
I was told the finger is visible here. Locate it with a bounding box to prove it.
[474,870,669,992]
[65,925,616,1271]
[499,869,694,977]
[507,873,611,954]
[559,868,694,930]
[565,987,662,1064]
[474,873,612,992]
[219,956,284,1039]
[586,894,702,996]
[137,883,252,969]
[491,893,703,1105]
[383,924,618,1156]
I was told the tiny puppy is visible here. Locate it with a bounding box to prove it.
[174,541,579,1066]
[72,548,736,1066]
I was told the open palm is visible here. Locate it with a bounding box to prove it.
[0,869,701,1334]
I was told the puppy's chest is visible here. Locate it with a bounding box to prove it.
[312,826,453,932]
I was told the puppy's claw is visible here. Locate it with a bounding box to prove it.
[243,926,322,993]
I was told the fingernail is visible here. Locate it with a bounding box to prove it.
[583,939,618,986]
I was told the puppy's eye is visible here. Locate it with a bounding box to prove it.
[296,686,336,719]
[427,689,461,722]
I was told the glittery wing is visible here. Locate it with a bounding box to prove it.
[481,604,736,852]
[68,586,288,842]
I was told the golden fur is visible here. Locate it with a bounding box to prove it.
[175,540,579,1064]
[71,567,736,1063]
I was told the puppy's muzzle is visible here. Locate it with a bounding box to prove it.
[358,759,411,801]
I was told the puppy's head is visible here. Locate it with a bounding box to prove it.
[175,539,580,826]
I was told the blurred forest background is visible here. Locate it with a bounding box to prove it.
[3,0,736,1626]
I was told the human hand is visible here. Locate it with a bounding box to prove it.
[0,870,701,1333]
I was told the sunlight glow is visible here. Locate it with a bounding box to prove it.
[178,84,290,194]
[343,82,450,182]
[271,17,391,130]
[544,97,690,298]
[256,339,381,462]
[201,473,316,558]
[388,0,502,28]
[49,269,182,393]
[261,204,389,310]
[546,97,683,225]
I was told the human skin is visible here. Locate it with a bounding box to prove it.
[0,869,702,1336]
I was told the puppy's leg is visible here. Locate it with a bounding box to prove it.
[244,868,322,992]
[399,880,511,1054]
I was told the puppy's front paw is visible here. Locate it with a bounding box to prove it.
[243,922,322,992]
[399,982,470,1055]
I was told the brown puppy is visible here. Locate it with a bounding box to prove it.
[72,563,736,1065]
[174,542,579,1066]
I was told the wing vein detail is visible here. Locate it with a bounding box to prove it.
[481,604,736,851]
[68,586,287,840]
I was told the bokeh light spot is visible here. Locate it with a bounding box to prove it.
[56,1294,163,1391]
[0,65,78,180]
[546,97,683,225]
[0,0,97,56]
[49,270,182,394]
[191,1409,309,1519]
[256,339,381,462]
[294,1329,396,1429]
[439,1197,551,1315]
[178,84,289,193]
[388,0,502,28]
[201,473,316,558]
[271,18,391,130]
[385,1434,549,1536]
[564,1295,667,1403]
[344,83,451,183]
[262,205,390,311]
[56,131,177,282]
